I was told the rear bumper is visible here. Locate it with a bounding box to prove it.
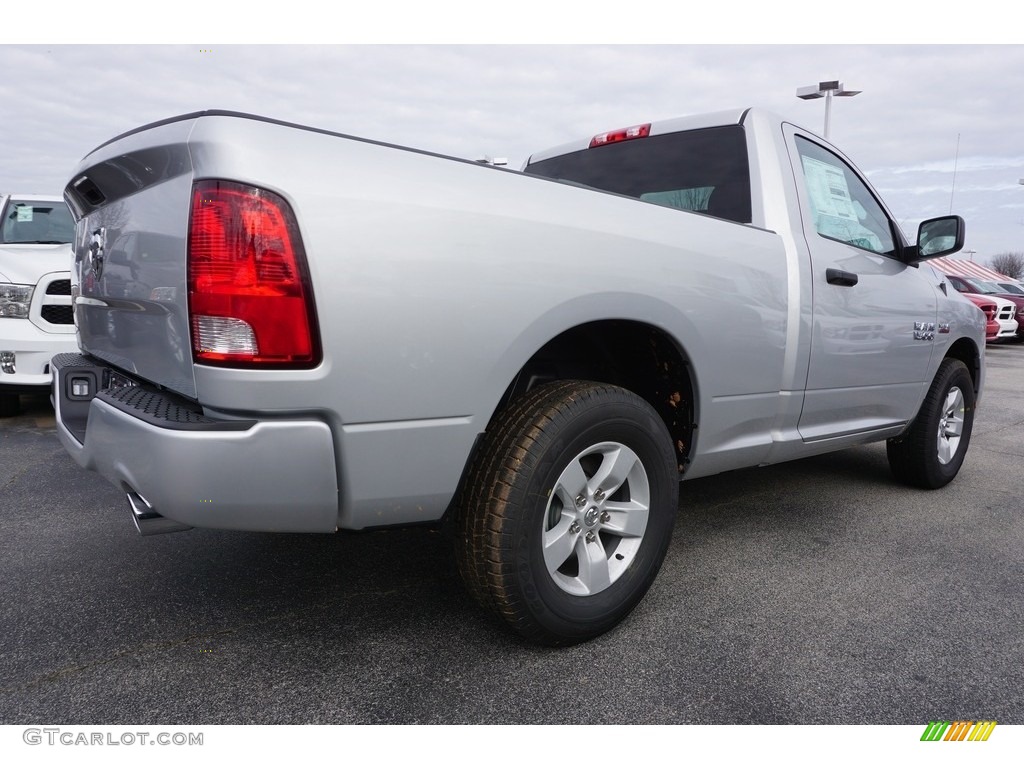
[52,353,339,533]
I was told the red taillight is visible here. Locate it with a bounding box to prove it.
[188,181,319,367]
[589,123,651,148]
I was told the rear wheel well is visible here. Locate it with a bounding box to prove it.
[495,321,695,473]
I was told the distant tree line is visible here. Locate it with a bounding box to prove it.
[990,252,1024,280]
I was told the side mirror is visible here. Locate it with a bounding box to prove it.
[910,215,965,263]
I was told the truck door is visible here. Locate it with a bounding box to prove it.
[785,128,938,441]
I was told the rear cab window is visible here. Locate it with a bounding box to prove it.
[524,125,752,225]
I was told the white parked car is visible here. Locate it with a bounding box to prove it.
[0,194,77,416]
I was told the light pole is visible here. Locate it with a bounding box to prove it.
[796,80,861,139]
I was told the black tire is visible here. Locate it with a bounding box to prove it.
[887,358,975,489]
[0,392,21,418]
[454,380,678,646]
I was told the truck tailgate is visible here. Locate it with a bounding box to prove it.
[66,117,198,399]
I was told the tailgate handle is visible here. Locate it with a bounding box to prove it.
[826,268,858,287]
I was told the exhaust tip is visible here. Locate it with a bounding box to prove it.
[126,488,192,536]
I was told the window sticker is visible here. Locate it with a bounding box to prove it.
[801,156,882,252]
[16,205,34,222]
[802,157,857,221]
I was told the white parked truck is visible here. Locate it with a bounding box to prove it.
[53,108,984,644]
[0,194,77,416]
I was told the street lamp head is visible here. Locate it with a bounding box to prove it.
[796,79,861,140]
[796,81,861,99]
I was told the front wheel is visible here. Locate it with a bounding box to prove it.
[455,381,679,646]
[887,358,975,489]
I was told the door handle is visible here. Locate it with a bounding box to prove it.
[826,268,858,287]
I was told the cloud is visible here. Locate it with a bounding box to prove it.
[2,44,1022,258]
[878,157,1024,176]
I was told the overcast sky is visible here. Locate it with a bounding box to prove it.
[3,39,1023,264]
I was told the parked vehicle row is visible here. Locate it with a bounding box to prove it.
[945,274,1024,341]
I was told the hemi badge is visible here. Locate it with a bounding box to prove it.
[938,323,951,334]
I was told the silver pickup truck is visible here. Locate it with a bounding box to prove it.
[53,108,984,645]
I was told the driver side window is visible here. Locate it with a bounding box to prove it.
[795,136,896,257]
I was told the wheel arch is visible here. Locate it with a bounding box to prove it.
[489,319,697,475]
[943,336,982,395]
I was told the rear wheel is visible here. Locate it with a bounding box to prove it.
[887,358,975,489]
[455,380,678,645]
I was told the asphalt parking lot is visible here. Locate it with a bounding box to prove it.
[0,345,1021,725]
